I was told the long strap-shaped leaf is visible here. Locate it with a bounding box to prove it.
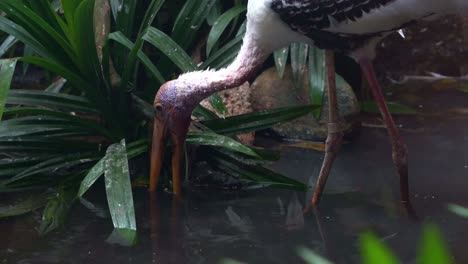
[109,0,136,37]
[172,0,217,50]
[200,29,244,70]
[0,16,50,58]
[206,150,308,191]
[201,105,318,135]
[155,0,217,75]
[143,27,197,72]
[5,152,101,185]
[0,0,76,67]
[6,89,97,113]
[186,132,260,158]
[309,46,326,119]
[137,0,167,36]
[24,0,67,40]
[206,4,246,56]
[0,59,16,121]
[0,36,18,58]
[104,139,137,244]
[108,31,165,84]
[78,139,148,197]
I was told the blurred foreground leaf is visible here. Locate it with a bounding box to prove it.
[220,259,247,264]
[448,204,468,218]
[455,83,468,93]
[360,232,400,264]
[417,224,453,264]
[297,246,333,264]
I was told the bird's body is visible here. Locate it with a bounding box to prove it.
[172,0,468,106]
[150,0,468,208]
[253,0,466,55]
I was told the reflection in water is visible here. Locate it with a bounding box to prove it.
[285,193,304,231]
[3,104,468,263]
[3,62,468,264]
[149,193,185,264]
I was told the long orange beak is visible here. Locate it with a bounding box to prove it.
[149,118,185,195]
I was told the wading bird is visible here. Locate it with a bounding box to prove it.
[149,0,467,207]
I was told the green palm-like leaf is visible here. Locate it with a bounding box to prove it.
[0,15,50,58]
[172,0,218,50]
[104,140,137,243]
[137,0,167,36]
[0,0,321,236]
[187,132,260,158]
[0,59,16,120]
[110,0,136,37]
[0,0,74,62]
[0,36,18,58]
[274,47,289,78]
[108,31,165,84]
[309,46,326,118]
[205,150,307,190]
[0,192,50,217]
[143,27,197,72]
[206,4,246,56]
[201,105,318,135]
[6,89,97,113]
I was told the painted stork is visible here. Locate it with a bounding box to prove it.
[149,0,467,207]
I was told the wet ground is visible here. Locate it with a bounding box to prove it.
[1,79,468,264]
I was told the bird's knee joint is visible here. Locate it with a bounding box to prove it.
[392,143,408,165]
[325,135,343,153]
[327,123,341,134]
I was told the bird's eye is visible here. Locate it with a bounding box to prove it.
[155,103,163,112]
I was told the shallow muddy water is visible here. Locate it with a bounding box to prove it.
[1,81,468,264]
[2,15,468,263]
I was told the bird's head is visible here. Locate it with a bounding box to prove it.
[153,80,194,140]
[149,80,195,194]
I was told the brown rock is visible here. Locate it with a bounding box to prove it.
[200,82,255,145]
[250,66,360,141]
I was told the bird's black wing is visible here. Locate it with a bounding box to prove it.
[270,0,397,51]
[270,0,396,30]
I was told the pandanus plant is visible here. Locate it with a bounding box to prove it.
[0,0,312,238]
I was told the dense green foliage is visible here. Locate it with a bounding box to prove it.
[0,0,418,242]
[0,0,313,236]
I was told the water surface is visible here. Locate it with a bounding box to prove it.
[2,83,468,264]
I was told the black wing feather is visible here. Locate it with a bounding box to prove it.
[270,0,397,51]
[271,0,395,29]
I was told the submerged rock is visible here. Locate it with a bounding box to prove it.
[250,66,360,141]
